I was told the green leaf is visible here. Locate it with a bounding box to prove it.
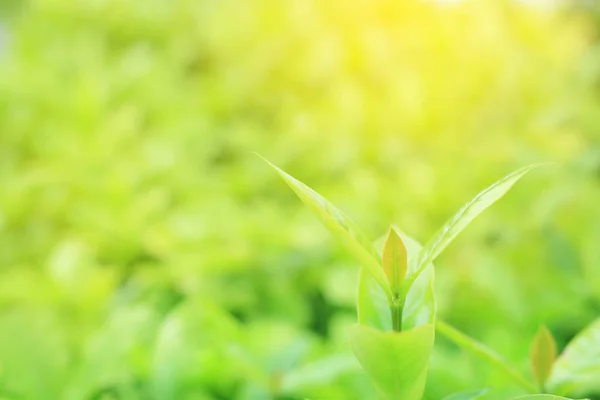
[436,320,537,393]
[357,227,435,331]
[382,227,408,295]
[548,318,600,396]
[280,354,360,393]
[530,326,557,390]
[357,267,391,331]
[403,263,436,330]
[261,156,391,299]
[407,164,542,289]
[349,323,434,400]
[442,388,489,400]
[151,301,246,399]
[511,395,586,400]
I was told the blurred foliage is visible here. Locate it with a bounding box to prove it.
[0,0,600,399]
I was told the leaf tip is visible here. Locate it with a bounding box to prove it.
[255,152,275,167]
[383,227,408,295]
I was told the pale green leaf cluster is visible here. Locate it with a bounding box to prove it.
[263,156,545,400]
[349,324,434,400]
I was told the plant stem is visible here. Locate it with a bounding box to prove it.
[391,297,404,332]
[436,320,537,393]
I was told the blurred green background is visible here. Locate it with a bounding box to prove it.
[0,0,599,399]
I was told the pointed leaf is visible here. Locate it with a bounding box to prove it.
[548,318,600,396]
[382,227,408,295]
[530,326,557,389]
[150,301,244,398]
[261,156,391,298]
[408,164,542,286]
[442,388,489,400]
[436,321,537,393]
[349,323,434,400]
[357,227,435,331]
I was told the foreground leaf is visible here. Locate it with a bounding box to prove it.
[357,228,435,331]
[349,323,434,400]
[443,388,489,400]
[530,326,557,390]
[261,156,391,298]
[436,320,537,393]
[407,164,542,288]
[548,318,600,396]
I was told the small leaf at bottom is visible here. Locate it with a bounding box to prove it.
[349,323,434,400]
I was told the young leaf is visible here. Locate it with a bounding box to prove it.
[548,318,600,396]
[442,388,489,400]
[349,323,434,400]
[407,164,543,288]
[261,156,391,299]
[530,326,557,390]
[436,320,537,393]
[511,396,586,400]
[357,227,435,331]
[382,227,408,295]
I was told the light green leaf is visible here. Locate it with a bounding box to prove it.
[349,323,434,400]
[357,227,435,331]
[357,267,391,331]
[548,318,600,396]
[261,156,391,299]
[511,395,586,400]
[407,164,542,288]
[530,326,557,390]
[382,227,408,295]
[436,320,537,393]
[280,354,360,393]
[442,388,489,400]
